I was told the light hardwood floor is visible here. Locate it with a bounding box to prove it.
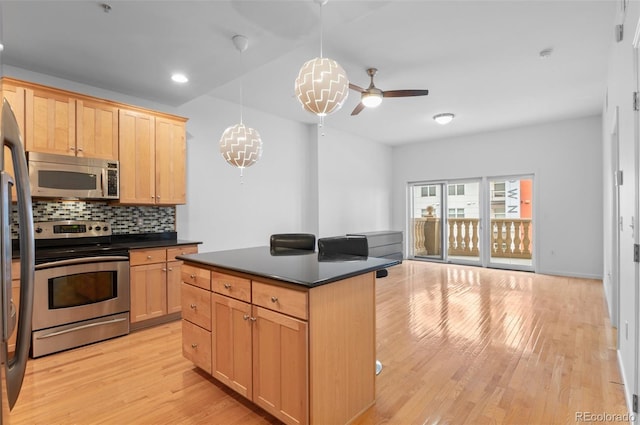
[11,261,627,424]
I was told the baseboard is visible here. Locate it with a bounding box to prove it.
[617,349,634,420]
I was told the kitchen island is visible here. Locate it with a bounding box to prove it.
[177,246,399,425]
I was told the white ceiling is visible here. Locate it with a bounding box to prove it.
[0,0,617,145]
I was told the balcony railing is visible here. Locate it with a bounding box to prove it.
[413,217,532,259]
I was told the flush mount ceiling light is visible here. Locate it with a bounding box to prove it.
[433,113,455,125]
[219,35,263,178]
[171,73,188,83]
[294,0,349,120]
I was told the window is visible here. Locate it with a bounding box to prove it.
[421,186,436,197]
[448,208,465,218]
[492,182,505,199]
[448,184,465,196]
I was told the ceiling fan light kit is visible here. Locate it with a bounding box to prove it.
[349,68,429,115]
[219,34,263,177]
[433,113,455,125]
[361,91,383,108]
[294,0,349,118]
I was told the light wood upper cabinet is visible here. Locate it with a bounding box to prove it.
[155,116,186,205]
[118,109,155,204]
[76,99,118,160]
[25,85,76,156]
[119,109,187,205]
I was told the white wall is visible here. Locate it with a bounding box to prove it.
[316,125,393,238]
[392,115,603,279]
[175,95,316,252]
[602,0,640,415]
[176,98,394,250]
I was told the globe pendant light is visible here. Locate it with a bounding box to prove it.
[294,0,349,119]
[219,35,263,177]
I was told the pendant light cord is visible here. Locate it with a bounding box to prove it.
[319,1,324,58]
[239,49,244,125]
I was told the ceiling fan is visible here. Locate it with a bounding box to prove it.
[348,68,429,116]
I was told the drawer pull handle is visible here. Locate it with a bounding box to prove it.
[224,283,232,289]
[190,304,197,310]
[271,296,278,303]
[250,317,257,322]
[147,255,152,259]
[243,314,250,321]
[190,274,195,279]
[191,343,198,349]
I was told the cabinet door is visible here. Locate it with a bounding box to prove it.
[155,116,186,205]
[166,260,182,314]
[2,82,26,201]
[252,305,309,425]
[211,293,252,399]
[130,263,167,323]
[118,109,155,204]
[76,99,118,160]
[25,86,76,155]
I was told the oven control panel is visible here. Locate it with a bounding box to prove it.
[34,220,112,239]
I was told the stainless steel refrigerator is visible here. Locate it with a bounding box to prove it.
[0,99,35,423]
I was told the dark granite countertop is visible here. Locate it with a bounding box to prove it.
[177,246,400,288]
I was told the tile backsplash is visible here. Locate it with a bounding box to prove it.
[11,201,175,238]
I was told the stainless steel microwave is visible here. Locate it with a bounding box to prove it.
[28,152,119,200]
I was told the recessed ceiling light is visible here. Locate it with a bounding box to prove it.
[433,113,454,125]
[171,73,189,84]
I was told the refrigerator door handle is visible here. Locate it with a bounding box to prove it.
[2,99,35,410]
[0,173,13,344]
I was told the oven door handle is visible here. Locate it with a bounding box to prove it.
[35,256,129,270]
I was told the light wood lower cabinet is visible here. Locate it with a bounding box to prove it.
[129,245,198,325]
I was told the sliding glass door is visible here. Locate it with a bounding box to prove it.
[409,175,534,271]
[410,183,445,261]
[487,176,534,269]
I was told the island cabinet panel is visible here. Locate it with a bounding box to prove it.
[308,273,376,425]
[182,320,211,374]
[211,272,251,302]
[211,293,253,399]
[181,260,377,425]
[181,283,211,330]
[252,305,308,425]
[182,264,211,291]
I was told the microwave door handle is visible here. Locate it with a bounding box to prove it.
[101,168,107,198]
[2,99,35,409]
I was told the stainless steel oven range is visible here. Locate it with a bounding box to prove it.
[31,220,129,358]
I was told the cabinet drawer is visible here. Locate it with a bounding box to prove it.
[167,245,198,261]
[252,281,308,320]
[182,320,211,374]
[181,283,211,331]
[212,272,251,302]
[182,265,211,290]
[129,248,167,266]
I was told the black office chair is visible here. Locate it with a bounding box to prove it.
[270,233,316,252]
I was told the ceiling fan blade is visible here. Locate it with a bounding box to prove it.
[383,89,429,98]
[349,83,366,93]
[351,102,366,116]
